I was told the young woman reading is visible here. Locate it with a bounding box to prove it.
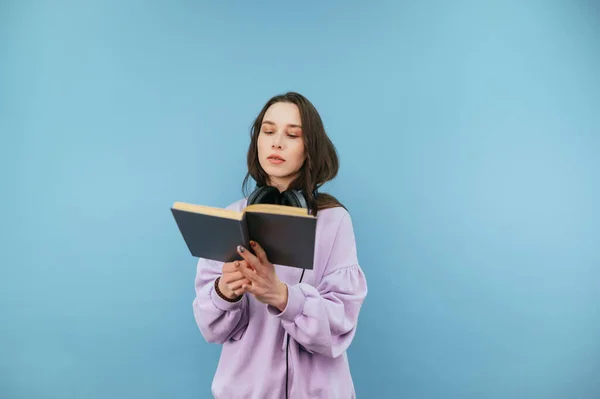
[192,92,368,398]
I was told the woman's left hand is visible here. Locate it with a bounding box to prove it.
[235,241,288,311]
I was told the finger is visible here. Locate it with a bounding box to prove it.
[235,259,257,281]
[222,261,239,273]
[237,245,260,269]
[233,287,249,296]
[221,270,245,284]
[229,278,251,291]
[223,260,252,274]
[233,280,252,296]
[249,240,269,265]
[241,282,254,295]
[239,259,254,271]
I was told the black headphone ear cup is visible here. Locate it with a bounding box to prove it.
[281,190,308,209]
[248,186,281,205]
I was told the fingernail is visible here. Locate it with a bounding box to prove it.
[237,245,245,253]
[250,240,256,247]
[234,261,240,267]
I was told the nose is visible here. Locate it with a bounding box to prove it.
[271,133,283,149]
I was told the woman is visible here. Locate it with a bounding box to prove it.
[192,92,368,398]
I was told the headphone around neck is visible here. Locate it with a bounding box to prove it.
[247,185,318,211]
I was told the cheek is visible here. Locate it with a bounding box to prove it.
[289,140,306,164]
[257,135,268,155]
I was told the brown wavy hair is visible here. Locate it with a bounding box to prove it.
[242,92,344,215]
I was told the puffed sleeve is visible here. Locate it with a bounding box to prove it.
[267,211,368,358]
[192,257,250,344]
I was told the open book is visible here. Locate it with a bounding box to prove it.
[171,201,317,270]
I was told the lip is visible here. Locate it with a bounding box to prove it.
[267,154,286,164]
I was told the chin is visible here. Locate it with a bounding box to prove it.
[263,168,291,179]
[260,161,297,182]
[259,161,281,175]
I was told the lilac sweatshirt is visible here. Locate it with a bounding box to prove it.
[192,198,368,398]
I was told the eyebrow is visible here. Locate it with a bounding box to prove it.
[262,120,302,129]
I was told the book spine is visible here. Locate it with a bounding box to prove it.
[239,213,250,249]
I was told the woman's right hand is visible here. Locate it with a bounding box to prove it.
[218,261,252,299]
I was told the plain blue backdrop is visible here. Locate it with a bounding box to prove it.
[1,1,599,398]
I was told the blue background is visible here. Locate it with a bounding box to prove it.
[2,1,599,398]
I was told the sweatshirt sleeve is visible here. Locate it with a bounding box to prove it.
[267,211,368,358]
[192,257,250,344]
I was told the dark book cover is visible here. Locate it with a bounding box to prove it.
[171,208,247,263]
[171,206,317,269]
[245,211,316,270]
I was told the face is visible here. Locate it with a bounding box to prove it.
[257,102,306,191]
